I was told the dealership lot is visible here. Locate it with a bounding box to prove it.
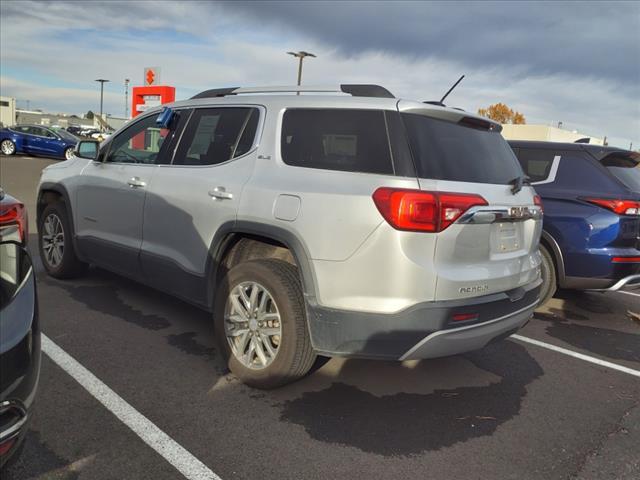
[1,155,639,479]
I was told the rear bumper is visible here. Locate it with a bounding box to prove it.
[307,278,541,359]
[585,274,640,291]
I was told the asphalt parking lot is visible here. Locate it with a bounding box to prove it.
[1,154,639,480]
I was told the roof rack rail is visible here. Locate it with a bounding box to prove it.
[190,84,394,99]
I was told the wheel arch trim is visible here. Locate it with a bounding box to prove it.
[206,221,318,308]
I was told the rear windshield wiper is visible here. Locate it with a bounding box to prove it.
[510,175,531,194]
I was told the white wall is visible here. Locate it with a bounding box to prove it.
[501,124,604,145]
[0,96,16,127]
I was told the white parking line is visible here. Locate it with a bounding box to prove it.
[615,290,640,298]
[511,334,640,378]
[42,334,222,480]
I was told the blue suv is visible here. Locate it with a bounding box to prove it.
[509,141,640,304]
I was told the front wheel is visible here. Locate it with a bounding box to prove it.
[1,139,16,155]
[38,202,88,279]
[64,147,75,160]
[214,259,316,389]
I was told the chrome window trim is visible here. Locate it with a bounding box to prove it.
[532,155,561,185]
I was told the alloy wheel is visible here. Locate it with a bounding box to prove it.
[1,140,15,155]
[65,148,75,160]
[224,281,282,370]
[42,213,65,267]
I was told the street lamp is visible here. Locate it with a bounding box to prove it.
[124,78,130,119]
[94,78,110,131]
[287,51,316,91]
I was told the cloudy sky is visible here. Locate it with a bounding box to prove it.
[1,0,638,148]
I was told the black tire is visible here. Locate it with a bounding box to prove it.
[1,139,16,156]
[539,245,557,305]
[214,259,316,389]
[38,201,88,279]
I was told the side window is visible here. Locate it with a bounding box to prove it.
[515,148,558,183]
[281,109,393,175]
[173,108,257,166]
[28,126,45,136]
[105,114,172,164]
[43,129,56,138]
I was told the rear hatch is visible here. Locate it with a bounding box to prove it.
[397,101,542,301]
[597,150,640,250]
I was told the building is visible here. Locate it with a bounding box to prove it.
[501,124,604,145]
[0,96,17,128]
[14,110,128,132]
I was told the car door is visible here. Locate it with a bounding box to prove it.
[140,106,261,305]
[23,127,46,154]
[42,128,65,155]
[74,112,181,279]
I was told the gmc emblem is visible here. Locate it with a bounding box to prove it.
[509,206,529,218]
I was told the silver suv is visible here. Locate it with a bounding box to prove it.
[37,85,543,388]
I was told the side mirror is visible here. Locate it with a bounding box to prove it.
[75,140,99,160]
[156,107,174,129]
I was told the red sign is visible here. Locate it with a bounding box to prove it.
[146,69,155,85]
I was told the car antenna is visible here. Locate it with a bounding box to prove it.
[439,75,465,104]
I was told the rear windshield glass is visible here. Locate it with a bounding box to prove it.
[281,109,394,175]
[600,153,640,192]
[401,113,523,184]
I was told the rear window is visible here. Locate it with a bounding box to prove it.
[401,113,523,184]
[281,109,394,175]
[600,153,640,192]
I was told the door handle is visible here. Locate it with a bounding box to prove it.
[127,177,146,188]
[208,186,233,200]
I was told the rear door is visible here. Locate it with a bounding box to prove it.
[140,106,261,305]
[398,102,542,301]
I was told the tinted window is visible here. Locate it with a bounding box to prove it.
[174,108,256,166]
[556,151,620,192]
[601,153,640,191]
[281,109,393,175]
[401,113,522,184]
[515,148,557,182]
[106,114,171,164]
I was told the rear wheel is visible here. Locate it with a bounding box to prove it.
[214,259,316,389]
[38,202,88,279]
[1,139,16,155]
[539,245,557,305]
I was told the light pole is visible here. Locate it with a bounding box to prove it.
[94,79,110,131]
[124,78,130,119]
[287,51,316,92]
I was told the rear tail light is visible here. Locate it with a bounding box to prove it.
[0,437,16,456]
[612,257,640,263]
[0,200,27,243]
[533,194,543,213]
[452,312,479,322]
[583,198,640,216]
[372,188,487,232]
